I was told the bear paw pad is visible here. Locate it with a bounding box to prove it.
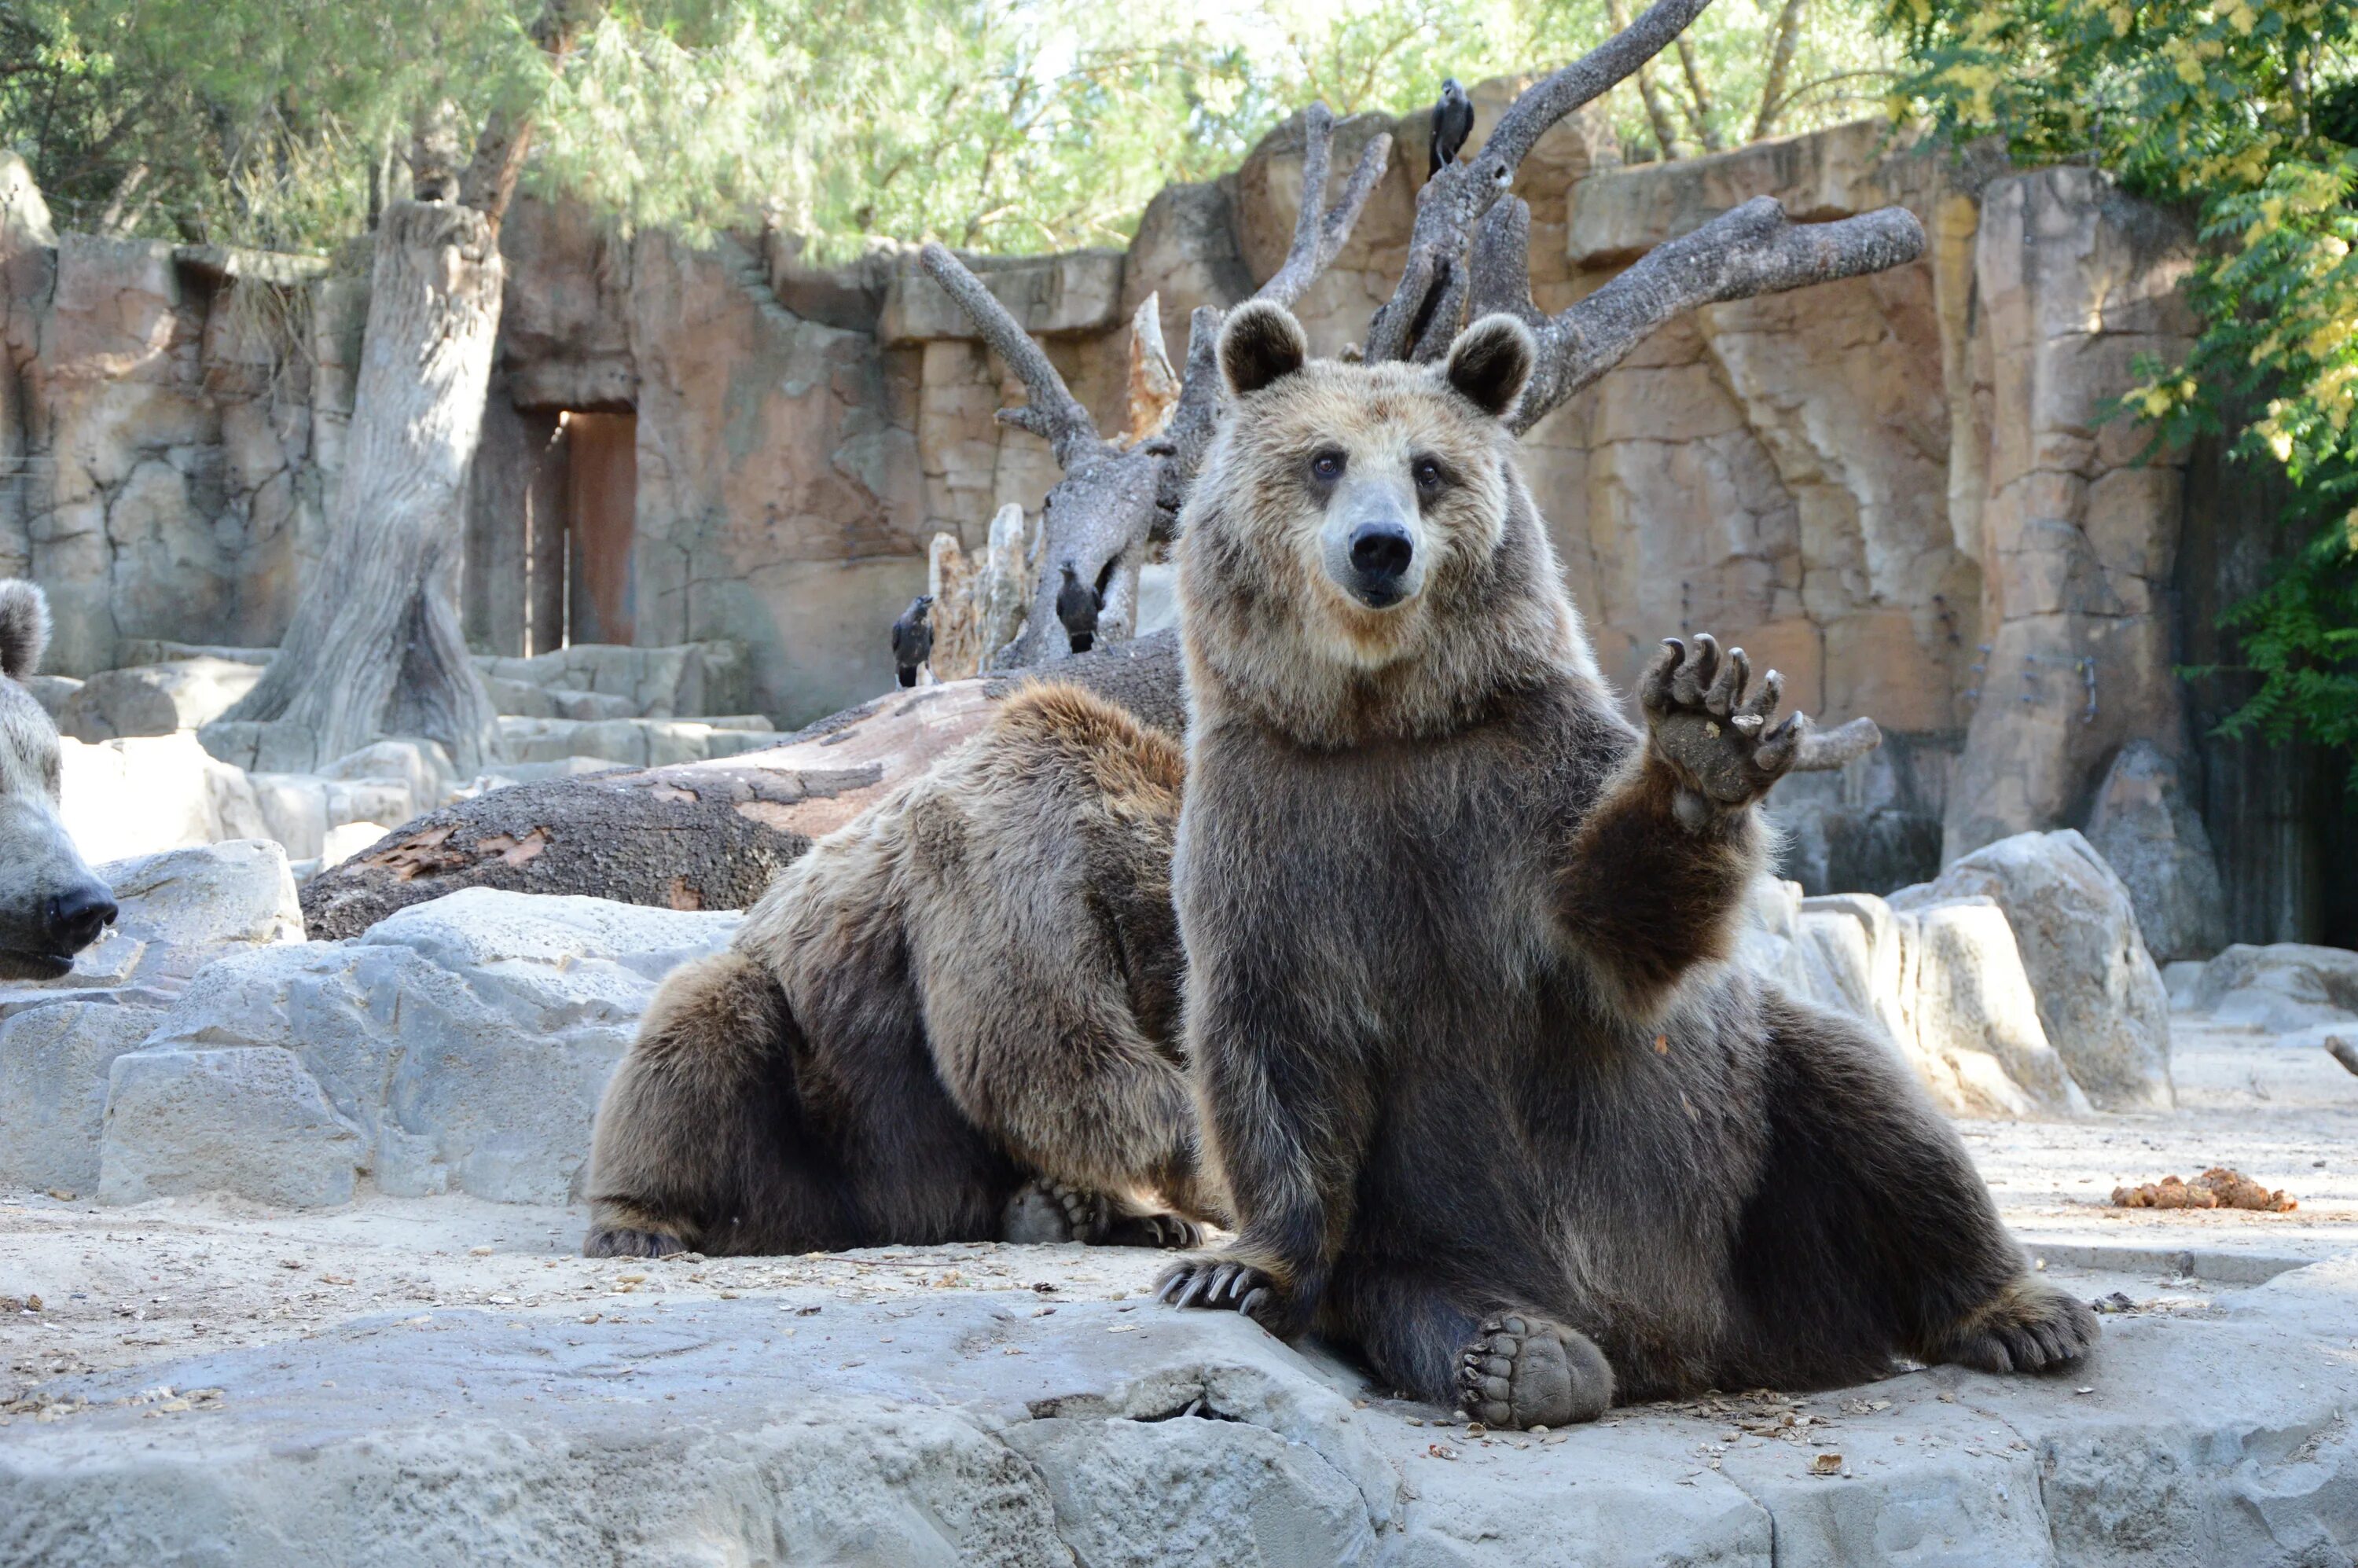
[1457,1314,1614,1430]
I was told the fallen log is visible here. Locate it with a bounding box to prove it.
[300,633,1185,940]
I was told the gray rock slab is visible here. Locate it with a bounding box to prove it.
[0,1000,168,1194]
[2085,740,2228,965]
[97,1045,362,1207]
[1892,830,2174,1112]
[2189,943,2358,1034]
[3,1254,2353,1567]
[118,890,737,1206]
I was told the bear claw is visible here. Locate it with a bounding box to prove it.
[1455,1313,1614,1430]
[1156,1257,1280,1325]
[1003,1179,1202,1249]
[1938,1280,2099,1375]
[1640,633,1807,815]
[584,1226,686,1259]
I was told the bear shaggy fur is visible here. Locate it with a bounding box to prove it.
[1156,301,2096,1428]
[583,684,1224,1258]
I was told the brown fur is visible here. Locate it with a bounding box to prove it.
[1158,304,2095,1425]
[584,683,1225,1258]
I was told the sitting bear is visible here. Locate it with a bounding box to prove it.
[583,683,1224,1258]
[1158,301,2095,1428]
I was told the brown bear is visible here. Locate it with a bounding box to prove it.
[1156,301,2096,1429]
[582,683,1225,1258]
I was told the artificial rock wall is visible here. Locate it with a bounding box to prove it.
[0,103,2231,923]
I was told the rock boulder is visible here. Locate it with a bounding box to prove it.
[111,890,736,1206]
[2186,943,2358,1033]
[2085,740,2227,964]
[1890,830,2173,1111]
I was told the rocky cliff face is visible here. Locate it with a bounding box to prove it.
[0,109,2224,911]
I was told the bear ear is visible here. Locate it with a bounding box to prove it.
[0,581,51,681]
[1218,300,1310,398]
[1442,314,1537,420]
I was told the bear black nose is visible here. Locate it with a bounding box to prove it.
[46,883,116,955]
[1349,521,1414,582]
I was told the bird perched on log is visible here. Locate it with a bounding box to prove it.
[1056,562,1102,655]
[890,594,934,688]
[1430,79,1474,181]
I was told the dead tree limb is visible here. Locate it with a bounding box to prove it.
[920,104,1390,670]
[1365,0,1716,363]
[1469,193,1929,435]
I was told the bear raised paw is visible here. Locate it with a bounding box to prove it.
[1640,633,1805,829]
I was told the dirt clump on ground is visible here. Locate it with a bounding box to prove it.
[2111,1167,2297,1213]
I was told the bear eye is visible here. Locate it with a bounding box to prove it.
[1412,457,1445,491]
[1309,449,1346,483]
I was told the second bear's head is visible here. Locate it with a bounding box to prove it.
[1178,301,1580,741]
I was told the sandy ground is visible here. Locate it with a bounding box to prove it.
[4,1016,2352,1419]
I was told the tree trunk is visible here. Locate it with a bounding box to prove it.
[211,200,503,775]
[299,633,1188,939]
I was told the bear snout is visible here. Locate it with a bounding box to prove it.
[1349,522,1414,585]
[45,881,116,957]
[1323,492,1424,610]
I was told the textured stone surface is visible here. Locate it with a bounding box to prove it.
[2087,740,2228,964]
[113,890,736,1206]
[98,1045,362,1207]
[57,732,270,863]
[493,712,776,766]
[1891,829,2173,1111]
[473,641,751,721]
[0,1001,167,1194]
[2186,944,2358,1034]
[1943,170,2198,860]
[0,839,303,1195]
[1,1244,2352,1567]
[1740,878,2088,1116]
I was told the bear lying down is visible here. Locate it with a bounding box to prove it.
[582,302,2094,1430]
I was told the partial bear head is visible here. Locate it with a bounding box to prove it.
[1177,303,1596,746]
[0,582,117,978]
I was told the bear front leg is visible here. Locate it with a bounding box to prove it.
[1559,634,1802,1014]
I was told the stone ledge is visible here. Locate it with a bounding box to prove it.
[2,1247,2352,1566]
[880,248,1127,345]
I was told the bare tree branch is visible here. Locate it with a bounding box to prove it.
[1161,111,1391,474]
[1791,716,1882,772]
[1366,0,1716,362]
[1255,107,1394,309]
[1752,0,1810,141]
[1485,196,1927,435]
[918,103,1391,669]
[1673,35,1726,151]
[918,241,1107,469]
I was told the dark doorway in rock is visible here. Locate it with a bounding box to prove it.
[559,410,637,647]
[465,403,638,657]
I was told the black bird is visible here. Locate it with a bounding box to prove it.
[1056,561,1103,655]
[890,593,934,687]
[1430,78,1474,182]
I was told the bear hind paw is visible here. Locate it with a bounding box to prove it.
[1457,1313,1614,1430]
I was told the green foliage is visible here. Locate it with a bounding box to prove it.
[1882,0,2358,784]
[5,0,1895,259]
